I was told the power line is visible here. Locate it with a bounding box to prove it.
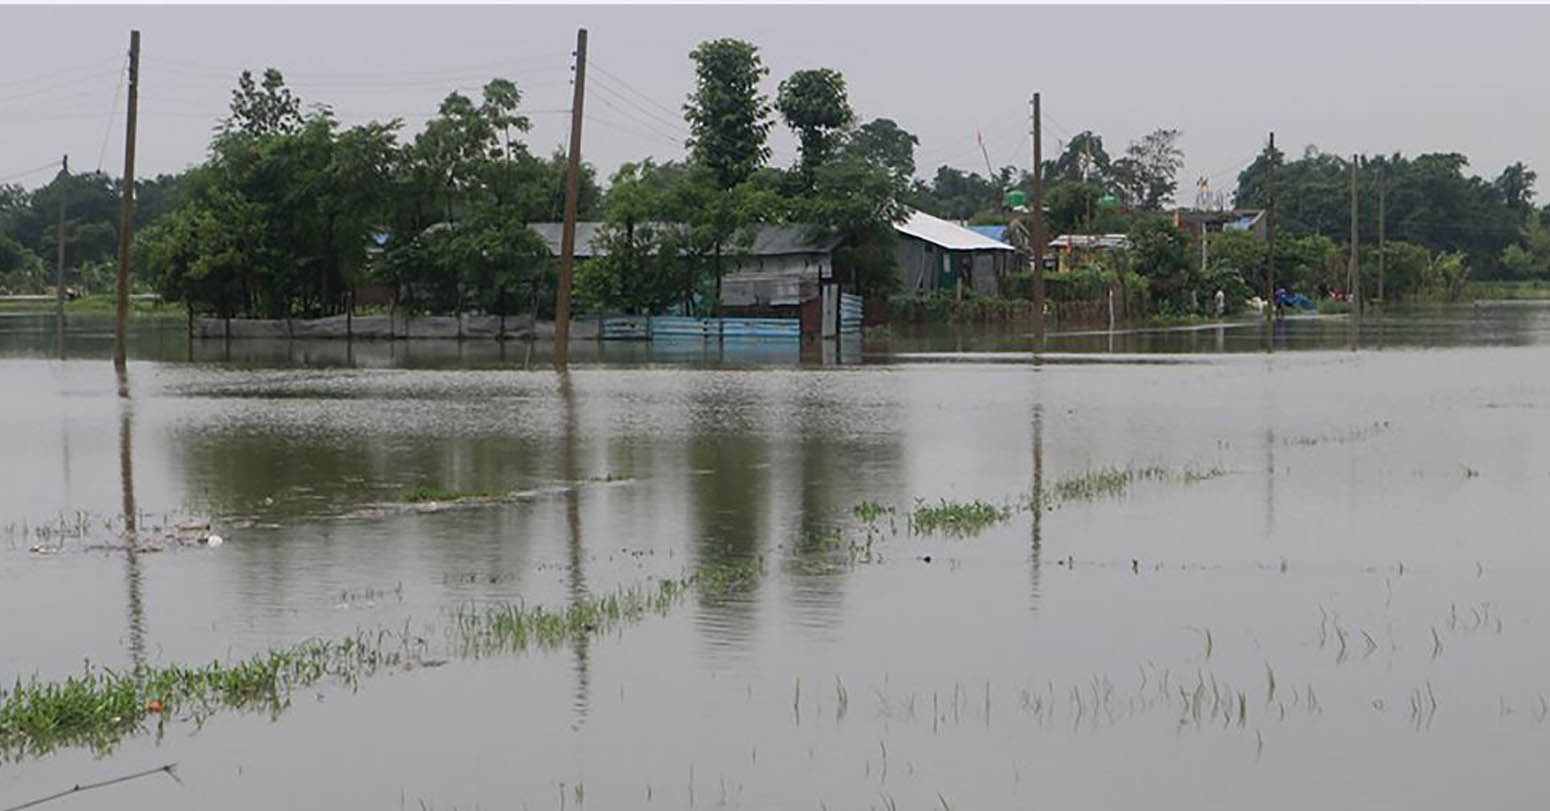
[97,55,129,172]
[584,112,683,151]
[587,73,689,137]
[588,89,687,147]
[587,61,683,122]
[142,51,570,81]
[0,159,62,184]
[0,68,123,104]
[0,55,121,89]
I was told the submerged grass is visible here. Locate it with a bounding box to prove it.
[403,487,507,504]
[910,499,1013,536]
[883,464,1228,540]
[0,559,760,762]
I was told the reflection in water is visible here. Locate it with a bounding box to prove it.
[1029,402,1044,613]
[559,372,590,726]
[116,365,147,671]
[1264,426,1276,540]
[687,376,767,661]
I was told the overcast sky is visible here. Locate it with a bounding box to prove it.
[4,4,1548,206]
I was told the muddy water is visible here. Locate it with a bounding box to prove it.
[3,305,1550,809]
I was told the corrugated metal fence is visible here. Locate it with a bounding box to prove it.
[840,293,863,334]
[601,315,801,340]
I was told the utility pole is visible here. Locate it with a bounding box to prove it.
[56,154,68,320]
[114,30,140,372]
[1377,165,1386,305]
[1264,132,1276,322]
[1348,154,1359,315]
[1030,92,1045,345]
[553,27,587,369]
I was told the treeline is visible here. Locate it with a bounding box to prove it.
[905,133,1549,295]
[2,39,917,320]
[7,45,1546,318]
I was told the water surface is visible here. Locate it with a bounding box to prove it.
[3,305,1549,809]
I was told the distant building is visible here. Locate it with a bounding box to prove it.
[527,222,841,312]
[1046,233,1130,273]
[1172,208,1267,242]
[893,209,1017,296]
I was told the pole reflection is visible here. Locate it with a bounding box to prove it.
[116,364,147,671]
[559,372,590,727]
[1029,401,1044,614]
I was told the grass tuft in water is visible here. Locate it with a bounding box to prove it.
[2,560,764,762]
[909,499,1013,536]
[403,487,506,504]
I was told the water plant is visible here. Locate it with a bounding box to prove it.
[909,499,1012,536]
[402,487,507,504]
[0,560,761,762]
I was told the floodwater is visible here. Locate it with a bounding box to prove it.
[2,304,1550,809]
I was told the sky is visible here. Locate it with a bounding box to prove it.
[4,4,1548,206]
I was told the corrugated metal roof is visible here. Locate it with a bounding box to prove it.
[967,225,1010,244]
[527,222,611,258]
[895,209,1015,252]
[1048,234,1129,249]
[525,222,841,259]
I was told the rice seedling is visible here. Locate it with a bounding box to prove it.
[852,501,893,524]
[1,560,762,762]
[909,499,1012,536]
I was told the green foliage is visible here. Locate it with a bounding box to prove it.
[846,118,918,180]
[685,38,773,190]
[1125,217,1190,277]
[1112,129,1185,210]
[1235,147,1523,279]
[910,499,1012,537]
[580,161,706,313]
[1369,240,1430,299]
[0,232,44,293]
[776,68,853,188]
[1500,209,1550,279]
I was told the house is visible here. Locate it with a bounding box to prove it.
[529,221,842,317]
[894,209,1018,296]
[1047,233,1129,273]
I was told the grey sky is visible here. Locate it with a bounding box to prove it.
[4,4,1547,205]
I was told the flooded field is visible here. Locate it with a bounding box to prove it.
[3,304,1550,809]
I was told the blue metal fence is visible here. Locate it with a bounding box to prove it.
[839,294,863,334]
[601,315,801,341]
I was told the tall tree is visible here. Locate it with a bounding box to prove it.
[683,38,773,190]
[775,68,854,189]
[1113,128,1184,210]
[682,38,778,311]
[221,68,303,137]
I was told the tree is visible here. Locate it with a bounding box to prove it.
[1494,162,1537,213]
[1113,129,1184,210]
[1501,209,1550,279]
[776,68,854,189]
[221,68,303,137]
[579,161,702,314]
[845,118,918,180]
[0,231,44,293]
[684,38,773,190]
[1047,131,1113,187]
[681,38,781,312]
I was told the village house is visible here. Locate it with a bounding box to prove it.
[892,209,1018,296]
